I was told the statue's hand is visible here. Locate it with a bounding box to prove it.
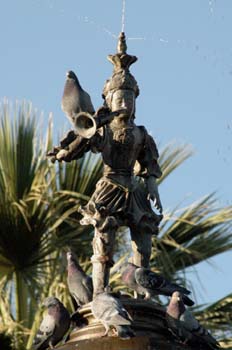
[46,147,69,163]
[56,149,69,161]
[47,147,61,163]
[96,106,111,118]
[146,177,163,213]
[148,192,163,213]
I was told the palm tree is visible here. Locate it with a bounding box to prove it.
[154,144,232,343]
[0,99,231,348]
[0,100,102,349]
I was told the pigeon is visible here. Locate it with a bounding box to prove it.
[121,262,194,306]
[61,70,95,125]
[166,291,219,349]
[70,310,88,328]
[91,292,135,339]
[166,291,191,341]
[67,251,93,306]
[33,297,70,350]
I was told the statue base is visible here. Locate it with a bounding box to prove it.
[56,297,205,350]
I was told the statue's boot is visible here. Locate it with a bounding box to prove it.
[91,256,111,297]
[91,220,117,297]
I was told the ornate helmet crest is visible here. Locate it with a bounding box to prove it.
[102,32,140,99]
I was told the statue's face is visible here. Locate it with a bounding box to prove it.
[106,90,135,118]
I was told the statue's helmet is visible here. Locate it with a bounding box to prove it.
[102,32,140,101]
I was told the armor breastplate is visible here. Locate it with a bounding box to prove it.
[102,125,143,174]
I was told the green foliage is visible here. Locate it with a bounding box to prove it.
[153,194,232,277]
[0,100,102,349]
[195,293,232,339]
[157,142,194,185]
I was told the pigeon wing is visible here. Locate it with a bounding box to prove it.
[181,309,218,346]
[92,295,131,326]
[33,314,55,349]
[61,78,80,124]
[180,309,199,330]
[82,275,93,293]
[61,73,95,125]
[136,268,191,297]
[135,268,163,289]
[79,90,95,115]
[109,298,132,325]
[102,300,131,326]
[82,276,93,299]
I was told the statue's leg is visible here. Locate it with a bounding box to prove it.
[91,219,117,296]
[130,228,152,268]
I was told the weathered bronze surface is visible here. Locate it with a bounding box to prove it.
[56,298,197,350]
[48,31,163,297]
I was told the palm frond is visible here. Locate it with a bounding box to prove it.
[152,194,232,278]
[157,142,193,185]
[47,152,103,255]
[194,293,232,335]
[219,339,232,349]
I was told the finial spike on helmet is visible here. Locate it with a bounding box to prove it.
[117,32,127,54]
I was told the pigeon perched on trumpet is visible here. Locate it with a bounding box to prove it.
[61,70,95,126]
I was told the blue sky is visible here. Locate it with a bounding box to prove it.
[1,0,231,304]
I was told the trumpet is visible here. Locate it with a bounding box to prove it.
[74,108,126,139]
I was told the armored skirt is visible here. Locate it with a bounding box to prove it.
[80,176,162,235]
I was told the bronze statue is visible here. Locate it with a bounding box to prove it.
[48,32,163,296]
[44,32,220,350]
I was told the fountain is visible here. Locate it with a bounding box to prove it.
[44,27,219,349]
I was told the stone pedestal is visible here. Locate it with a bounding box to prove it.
[56,297,201,350]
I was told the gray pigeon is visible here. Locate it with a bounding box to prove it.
[121,263,194,306]
[91,292,135,339]
[67,251,93,306]
[166,291,219,349]
[33,297,70,350]
[61,70,95,125]
[166,291,192,341]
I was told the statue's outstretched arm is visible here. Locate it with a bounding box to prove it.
[46,107,114,163]
[47,130,90,163]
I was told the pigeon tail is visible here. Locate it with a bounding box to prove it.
[116,325,135,339]
[70,311,88,328]
[159,281,191,296]
[182,294,195,306]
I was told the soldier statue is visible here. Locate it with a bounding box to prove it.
[48,32,163,296]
